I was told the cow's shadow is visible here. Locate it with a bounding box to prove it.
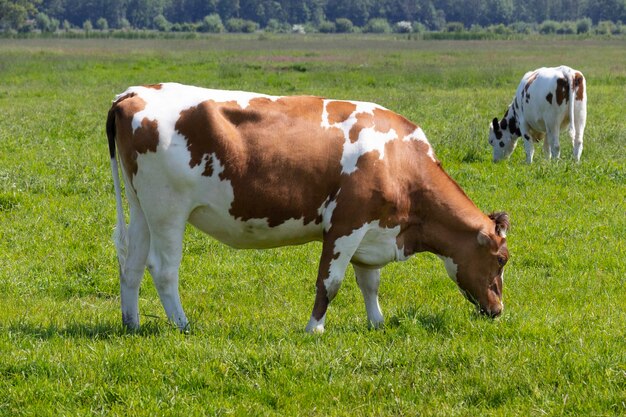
[7,318,171,340]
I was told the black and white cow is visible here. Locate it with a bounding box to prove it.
[489,66,587,163]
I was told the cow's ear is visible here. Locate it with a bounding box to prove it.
[489,212,510,238]
[477,230,492,247]
[492,118,500,132]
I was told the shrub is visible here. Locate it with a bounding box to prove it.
[96,17,108,31]
[318,20,335,33]
[201,14,224,33]
[265,19,289,33]
[83,20,93,32]
[118,18,130,30]
[226,18,258,33]
[576,18,592,34]
[595,20,615,35]
[488,23,511,35]
[539,20,559,34]
[509,21,534,34]
[446,21,464,32]
[558,21,576,34]
[412,22,426,33]
[153,15,170,31]
[292,24,305,34]
[35,13,51,32]
[363,18,391,33]
[335,18,354,33]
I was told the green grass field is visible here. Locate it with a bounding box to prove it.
[0,36,625,416]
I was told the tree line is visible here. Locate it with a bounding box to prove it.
[2,0,625,34]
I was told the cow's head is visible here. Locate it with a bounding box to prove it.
[489,117,517,162]
[443,212,510,317]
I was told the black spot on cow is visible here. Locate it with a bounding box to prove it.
[524,134,530,141]
[508,116,517,134]
[546,92,553,104]
[499,141,505,148]
[492,118,503,139]
[500,118,508,130]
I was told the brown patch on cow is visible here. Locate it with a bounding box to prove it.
[326,101,357,125]
[373,108,417,140]
[574,72,585,101]
[524,71,539,94]
[176,96,345,228]
[349,112,375,143]
[546,92,553,104]
[556,77,570,106]
[348,107,417,144]
[144,83,163,90]
[110,93,160,178]
[176,100,244,178]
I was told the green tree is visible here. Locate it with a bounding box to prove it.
[0,0,40,30]
[95,16,108,30]
[200,13,224,32]
[153,14,170,31]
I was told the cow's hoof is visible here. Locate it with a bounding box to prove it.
[305,317,325,334]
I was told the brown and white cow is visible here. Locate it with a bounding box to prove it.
[489,66,587,163]
[107,83,510,333]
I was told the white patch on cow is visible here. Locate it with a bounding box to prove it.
[340,127,398,174]
[122,83,280,138]
[404,127,436,161]
[438,256,458,283]
[352,222,403,267]
[321,100,398,175]
[321,192,339,233]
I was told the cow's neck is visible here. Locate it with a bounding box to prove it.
[401,162,489,259]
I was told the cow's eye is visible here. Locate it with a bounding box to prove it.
[497,256,507,267]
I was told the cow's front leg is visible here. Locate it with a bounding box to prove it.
[522,133,535,163]
[306,229,368,333]
[353,264,384,328]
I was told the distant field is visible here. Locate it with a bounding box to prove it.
[0,36,624,416]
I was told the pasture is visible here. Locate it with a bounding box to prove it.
[0,36,625,416]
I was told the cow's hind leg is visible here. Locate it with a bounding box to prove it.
[145,217,189,331]
[120,202,150,330]
[353,264,384,328]
[547,125,561,160]
[306,228,368,333]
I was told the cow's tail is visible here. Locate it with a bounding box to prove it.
[106,105,129,271]
[567,70,577,138]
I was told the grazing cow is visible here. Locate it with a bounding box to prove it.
[107,83,510,333]
[489,66,587,163]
